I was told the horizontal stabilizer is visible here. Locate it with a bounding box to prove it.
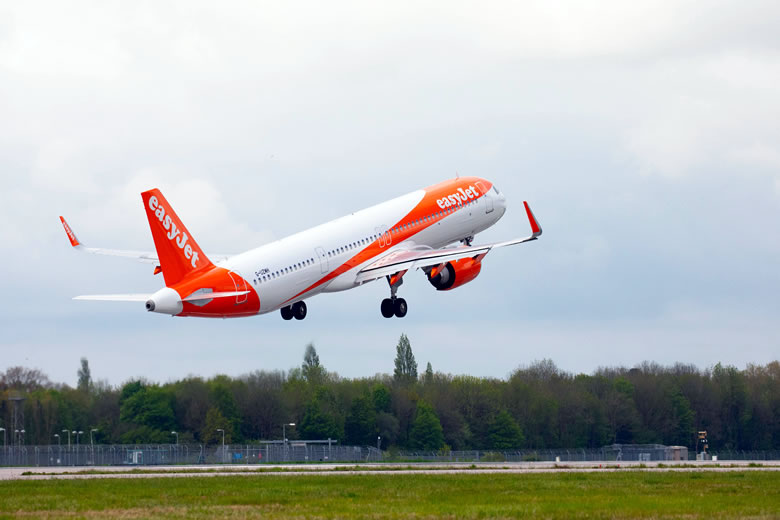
[182,291,249,302]
[59,216,233,265]
[74,291,250,303]
[74,294,151,302]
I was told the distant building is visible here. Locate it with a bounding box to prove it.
[604,444,688,461]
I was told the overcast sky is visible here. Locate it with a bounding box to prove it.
[1,1,778,387]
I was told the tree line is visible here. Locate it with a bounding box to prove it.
[1,334,777,451]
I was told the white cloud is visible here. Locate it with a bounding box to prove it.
[1,1,778,382]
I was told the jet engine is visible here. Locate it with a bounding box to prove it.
[427,257,482,291]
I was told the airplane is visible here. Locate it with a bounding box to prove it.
[60,177,541,320]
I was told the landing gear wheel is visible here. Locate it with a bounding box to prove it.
[293,301,307,320]
[394,298,408,318]
[280,306,293,320]
[380,298,395,318]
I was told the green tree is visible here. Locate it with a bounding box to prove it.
[209,376,242,442]
[669,388,695,446]
[119,384,175,432]
[237,370,287,441]
[376,412,399,448]
[409,400,444,450]
[423,362,434,384]
[371,384,391,413]
[77,358,92,393]
[487,410,524,449]
[345,395,377,445]
[302,343,325,385]
[299,399,340,440]
[201,406,233,445]
[393,334,417,385]
[120,380,144,403]
[171,377,209,442]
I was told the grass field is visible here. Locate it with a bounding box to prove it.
[1,471,778,519]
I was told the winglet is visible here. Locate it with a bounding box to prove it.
[523,201,542,238]
[60,216,81,247]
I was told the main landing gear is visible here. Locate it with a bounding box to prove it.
[381,297,407,318]
[381,272,408,318]
[281,301,307,321]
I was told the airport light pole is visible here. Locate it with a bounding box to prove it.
[171,431,179,464]
[75,430,83,446]
[54,433,61,466]
[282,423,295,445]
[90,429,98,465]
[377,436,381,451]
[282,423,295,462]
[63,430,71,447]
[217,429,225,463]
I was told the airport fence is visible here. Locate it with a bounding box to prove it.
[0,443,382,467]
[393,448,780,463]
[0,445,777,467]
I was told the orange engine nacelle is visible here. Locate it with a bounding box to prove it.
[427,257,482,291]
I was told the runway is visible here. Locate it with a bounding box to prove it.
[2,460,779,480]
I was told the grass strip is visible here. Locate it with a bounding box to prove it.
[1,471,778,519]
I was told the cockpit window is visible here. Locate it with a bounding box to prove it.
[493,186,499,195]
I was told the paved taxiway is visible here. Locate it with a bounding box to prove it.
[2,461,779,480]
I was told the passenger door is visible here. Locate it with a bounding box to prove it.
[315,247,329,274]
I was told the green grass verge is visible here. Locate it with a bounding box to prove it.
[1,471,778,519]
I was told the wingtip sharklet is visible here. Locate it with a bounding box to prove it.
[523,201,542,238]
[59,216,81,247]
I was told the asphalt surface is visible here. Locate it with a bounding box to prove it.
[2,460,779,480]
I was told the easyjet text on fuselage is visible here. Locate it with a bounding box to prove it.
[436,185,480,209]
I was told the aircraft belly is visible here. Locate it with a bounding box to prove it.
[322,270,359,292]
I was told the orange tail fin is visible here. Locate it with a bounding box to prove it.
[141,189,214,286]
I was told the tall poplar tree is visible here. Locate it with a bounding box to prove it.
[302,343,325,385]
[393,334,418,385]
[77,357,92,393]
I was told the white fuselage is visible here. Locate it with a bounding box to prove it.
[221,186,506,314]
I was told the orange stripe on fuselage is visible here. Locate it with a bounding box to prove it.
[284,177,492,304]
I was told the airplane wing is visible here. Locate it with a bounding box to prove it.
[355,201,542,284]
[60,216,232,265]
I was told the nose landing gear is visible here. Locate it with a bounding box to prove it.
[381,271,408,318]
